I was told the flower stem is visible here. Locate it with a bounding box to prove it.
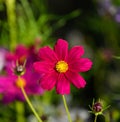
[62,95,72,122]
[21,86,43,122]
[94,115,98,122]
[5,0,17,51]
[15,101,25,122]
[112,55,120,59]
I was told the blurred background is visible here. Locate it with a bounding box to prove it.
[0,0,120,122]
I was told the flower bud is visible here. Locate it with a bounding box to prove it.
[89,99,110,116]
[14,65,25,76]
[93,102,102,113]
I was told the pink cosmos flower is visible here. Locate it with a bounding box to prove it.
[0,69,43,104]
[0,44,43,104]
[33,39,92,95]
[5,44,39,74]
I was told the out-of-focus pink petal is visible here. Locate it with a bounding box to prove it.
[69,58,92,72]
[38,46,58,62]
[5,52,16,62]
[15,45,28,57]
[54,39,68,60]
[40,72,58,90]
[0,77,8,92]
[68,46,84,63]
[24,71,44,94]
[33,61,54,73]
[0,77,15,92]
[66,71,86,88]
[56,74,70,95]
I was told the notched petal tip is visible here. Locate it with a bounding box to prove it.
[68,46,85,62]
[38,46,57,62]
[66,71,87,89]
[77,58,93,72]
[56,38,68,44]
[54,39,69,60]
[80,58,93,72]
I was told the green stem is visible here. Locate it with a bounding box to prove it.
[62,95,72,122]
[112,55,120,59]
[94,115,97,122]
[15,101,25,122]
[21,86,43,122]
[20,0,39,35]
[5,0,17,51]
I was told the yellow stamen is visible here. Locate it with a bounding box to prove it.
[16,77,26,88]
[56,61,68,73]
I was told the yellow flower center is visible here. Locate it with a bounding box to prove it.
[16,77,26,88]
[55,61,68,73]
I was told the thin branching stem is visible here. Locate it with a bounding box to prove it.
[21,86,43,122]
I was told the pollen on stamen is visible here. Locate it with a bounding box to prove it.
[16,77,26,88]
[55,60,68,73]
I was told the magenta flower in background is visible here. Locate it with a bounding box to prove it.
[0,69,43,104]
[33,39,92,95]
[0,44,43,104]
[6,45,28,63]
[5,44,39,74]
[4,45,28,74]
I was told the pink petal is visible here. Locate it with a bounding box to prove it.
[40,72,58,90]
[33,61,54,73]
[15,45,28,57]
[65,71,86,88]
[69,58,92,72]
[68,46,84,62]
[0,77,8,92]
[56,74,70,95]
[54,39,68,60]
[38,46,58,62]
[23,70,44,95]
[0,77,15,92]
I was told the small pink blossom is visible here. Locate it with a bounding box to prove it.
[0,44,43,104]
[33,39,92,95]
[0,70,43,104]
